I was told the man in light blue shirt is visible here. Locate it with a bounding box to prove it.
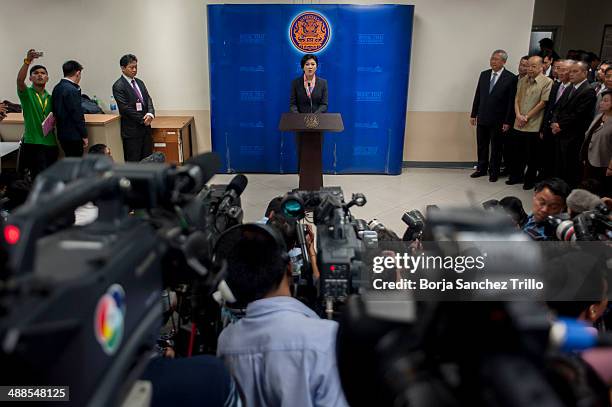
[216,224,348,407]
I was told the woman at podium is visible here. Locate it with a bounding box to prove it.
[289,54,328,114]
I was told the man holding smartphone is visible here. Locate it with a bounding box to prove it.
[16,49,59,179]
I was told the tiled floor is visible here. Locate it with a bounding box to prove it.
[208,168,534,235]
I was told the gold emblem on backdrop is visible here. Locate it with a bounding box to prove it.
[290,12,331,53]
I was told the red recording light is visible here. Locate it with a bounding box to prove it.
[4,225,20,245]
[330,265,335,271]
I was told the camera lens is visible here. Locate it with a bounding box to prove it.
[282,199,303,218]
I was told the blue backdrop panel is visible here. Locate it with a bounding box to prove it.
[208,4,413,174]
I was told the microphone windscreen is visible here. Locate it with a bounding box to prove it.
[567,189,601,214]
[186,152,220,185]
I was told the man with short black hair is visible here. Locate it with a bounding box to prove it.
[16,49,59,178]
[522,178,570,240]
[216,224,348,407]
[592,66,612,117]
[518,55,529,79]
[470,49,518,182]
[52,60,87,157]
[112,54,155,162]
[538,38,560,61]
[592,61,610,93]
[88,143,112,157]
[542,51,554,78]
[550,61,597,187]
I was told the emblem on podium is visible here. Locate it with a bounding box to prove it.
[304,114,320,129]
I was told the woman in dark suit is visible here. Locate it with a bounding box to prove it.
[290,54,328,114]
[580,89,612,196]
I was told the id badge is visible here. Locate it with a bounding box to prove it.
[136,102,143,111]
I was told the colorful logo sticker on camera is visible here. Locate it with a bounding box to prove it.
[94,284,126,355]
[289,11,331,53]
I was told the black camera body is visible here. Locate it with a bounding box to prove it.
[0,153,232,406]
[280,187,371,314]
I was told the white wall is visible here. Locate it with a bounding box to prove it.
[0,0,535,161]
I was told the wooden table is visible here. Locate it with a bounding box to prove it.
[0,113,124,162]
[151,116,194,165]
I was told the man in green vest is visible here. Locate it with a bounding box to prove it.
[16,49,59,179]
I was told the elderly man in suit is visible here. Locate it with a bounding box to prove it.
[550,61,597,187]
[112,54,155,162]
[470,49,518,182]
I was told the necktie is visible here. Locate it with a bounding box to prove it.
[131,79,144,103]
[489,72,498,93]
[556,84,566,103]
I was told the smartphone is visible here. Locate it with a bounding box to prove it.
[36,51,44,57]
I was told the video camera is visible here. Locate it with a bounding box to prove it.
[337,207,612,407]
[279,187,374,317]
[0,153,241,406]
[546,203,612,241]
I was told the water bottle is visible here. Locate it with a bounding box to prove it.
[110,96,117,113]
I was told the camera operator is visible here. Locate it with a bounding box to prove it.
[523,178,571,240]
[215,224,348,407]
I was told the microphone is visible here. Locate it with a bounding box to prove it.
[307,82,313,113]
[566,189,602,215]
[218,174,248,212]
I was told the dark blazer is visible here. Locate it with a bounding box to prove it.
[541,81,569,131]
[52,78,86,141]
[551,81,597,141]
[289,77,328,114]
[112,76,155,139]
[470,68,517,126]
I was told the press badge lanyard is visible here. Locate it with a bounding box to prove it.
[35,92,48,113]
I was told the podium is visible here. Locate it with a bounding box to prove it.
[278,113,344,190]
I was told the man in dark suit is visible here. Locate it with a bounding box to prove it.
[52,60,87,157]
[539,59,572,179]
[112,54,155,162]
[470,49,517,182]
[550,61,597,187]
